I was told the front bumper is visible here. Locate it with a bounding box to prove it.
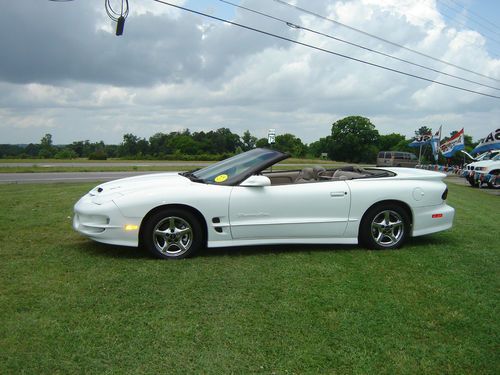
[73,194,140,247]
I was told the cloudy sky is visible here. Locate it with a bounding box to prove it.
[0,0,499,145]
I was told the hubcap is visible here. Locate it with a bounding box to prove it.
[370,210,404,247]
[153,216,193,256]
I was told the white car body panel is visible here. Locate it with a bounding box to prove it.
[74,165,454,249]
[229,180,350,240]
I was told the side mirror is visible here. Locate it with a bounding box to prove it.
[240,175,271,187]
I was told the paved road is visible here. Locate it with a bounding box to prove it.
[0,162,213,167]
[0,171,159,184]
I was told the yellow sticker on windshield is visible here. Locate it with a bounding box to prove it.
[214,174,228,183]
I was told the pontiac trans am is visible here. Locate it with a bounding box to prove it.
[73,148,454,259]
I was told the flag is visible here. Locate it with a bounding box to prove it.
[409,133,432,147]
[440,128,465,158]
[431,126,442,162]
[471,128,500,154]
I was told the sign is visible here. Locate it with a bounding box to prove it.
[471,128,500,154]
[440,128,464,158]
[409,133,432,147]
[268,128,276,144]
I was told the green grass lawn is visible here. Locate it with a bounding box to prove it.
[0,183,498,374]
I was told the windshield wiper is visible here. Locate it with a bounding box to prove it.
[179,169,205,183]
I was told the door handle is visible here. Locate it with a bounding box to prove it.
[330,191,347,197]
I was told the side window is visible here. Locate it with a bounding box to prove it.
[395,152,404,159]
[378,152,385,158]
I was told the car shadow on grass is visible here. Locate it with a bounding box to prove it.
[198,244,360,258]
[77,235,449,260]
[77,241,151,259]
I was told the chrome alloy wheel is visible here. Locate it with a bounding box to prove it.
[153,216,193,256]
[370,210,404,247]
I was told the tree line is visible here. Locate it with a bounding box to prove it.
[0,116,478,164]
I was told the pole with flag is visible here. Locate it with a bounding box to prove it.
[431,126,442,163]
[409,132,432,163]
[440,128,465,158]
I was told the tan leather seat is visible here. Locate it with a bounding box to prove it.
[295,167,315,183]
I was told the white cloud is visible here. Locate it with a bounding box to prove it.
[0,0,498,145]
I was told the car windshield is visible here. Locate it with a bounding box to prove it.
[184,148,286,185]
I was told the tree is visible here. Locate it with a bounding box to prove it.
[273,133,307,157]
[308,136,332,158]
[118,133,149,157]
[415,126,433,137]
[256,138,269,148]
[378,133,406,151]
[38,133,55,158]
[328,116,380,163]
[241,130,257,151]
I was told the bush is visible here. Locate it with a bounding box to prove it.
[54,149,78,159]
[88,150,107,160]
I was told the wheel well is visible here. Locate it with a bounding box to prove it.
[360,200,413,228]
[489,169,499,175]
[139,204,208,247]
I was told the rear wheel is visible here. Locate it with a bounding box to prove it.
[359,204,410,250]
[142,208,203,259]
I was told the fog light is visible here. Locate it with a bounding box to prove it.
[125,224,138,231]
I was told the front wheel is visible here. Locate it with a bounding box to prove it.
[359,204,410,250]
[142,208,203,259]
[467,176,478,187]
[487,171,499,189]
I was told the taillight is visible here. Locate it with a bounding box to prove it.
[441,187,448,200]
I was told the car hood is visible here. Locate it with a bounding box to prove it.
[469,159,499,168]
[88,173,192,204]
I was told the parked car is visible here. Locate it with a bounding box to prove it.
[377,151,418,167]
[461,149,500,163]
[74,148,454,259]
[464,154,500,188]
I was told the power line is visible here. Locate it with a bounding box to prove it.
[447,0,500,30]
[438,0,500,37]
[434,0,500,46]
[385,4,500,58]
[219,0,500,92]
[272,0,500,84]
[151,0,500,100]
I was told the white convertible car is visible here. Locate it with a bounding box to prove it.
[74,148,455,259]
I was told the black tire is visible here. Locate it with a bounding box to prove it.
[359,204,410,250]
[467,176,478,188]
[142,208,203,259]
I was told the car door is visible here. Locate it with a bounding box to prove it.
[228,180,351,240]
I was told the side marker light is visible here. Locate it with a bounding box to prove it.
[125,224,139,231]
[432,214,443,219]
